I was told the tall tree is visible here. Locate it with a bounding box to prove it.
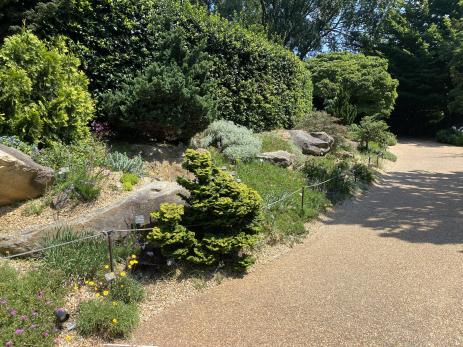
[364,0,463,133]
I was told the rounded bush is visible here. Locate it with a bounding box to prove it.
[28,0,312,137]
[0,30,94,145]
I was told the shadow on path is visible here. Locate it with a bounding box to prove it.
[325,170,463,245]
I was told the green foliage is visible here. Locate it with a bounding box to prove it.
[303,155,352,199]
[147,149,263,271]
[436,128,463,146]
[258,131,303,158]
[120,173,140,191]
[105,152,144,175]
[109,277,145,305]
[352,163,375,183]
[77,300,139,339]
[0,30,94,145]
[349,116,394,150]
[192,120,262,162]
[29,0,312,133]
[0,264,65,347]
[295,110,348,147]
[364,0,463,134]
[307,52,399,123]
[101,33,217,141]
[41,229,109,280]
[0,135,38,155]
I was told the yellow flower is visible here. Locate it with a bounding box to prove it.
[95,293,101,298]
[104,265,110,270]
[88,281,95,286]
[103,290,109,296]
[112,301,118,306]
[131,255,137,259]
[73,284,79,291]
[112,318,118,324]
[84,280,89,285]
[120,271,127,277]
[133,260,139,264]
[65,335,72,342]
[128,265,133,269]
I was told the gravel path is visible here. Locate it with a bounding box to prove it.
[129,140,463,347]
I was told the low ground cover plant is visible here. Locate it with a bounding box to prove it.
[76,300,139,339]
[105,151,144,175]
[192,120,262,162]
[120,173,140,191]
[147,149,263,271]
[0,264,66,347]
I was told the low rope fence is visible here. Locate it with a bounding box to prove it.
[1,169,359,262]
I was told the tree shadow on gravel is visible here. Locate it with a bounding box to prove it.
[324,170,463,245]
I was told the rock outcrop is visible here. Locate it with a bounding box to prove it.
[287,130,332,156]
[0,144,54,206]
[257,151,296,167]
[0,181,185,255]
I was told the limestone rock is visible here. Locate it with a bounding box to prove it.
[0,181,186,255]
[257,151,296,167]
[287,130,332,156]
[0,144,54,206]
[310,132,335,147]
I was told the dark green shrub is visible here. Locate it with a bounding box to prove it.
[77,300,139,339]
[120,173,140,191]
[29,0,312,134]
[307,52,398,123]
[192,120,262,162]
[109,277,145,304]
[352,163,374,183]
[349,116,394,151]
[147,149,263,271]
[0,30,94,145]
[436,128,463,146]
[303,155,352,199]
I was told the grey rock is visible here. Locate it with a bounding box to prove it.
[287,130,332,156]
[310,132,335,147]
[257,151,296,167]
[0,181,185,255]
[0,144,54,206]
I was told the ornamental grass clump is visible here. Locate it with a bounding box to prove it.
[147,149,263,271]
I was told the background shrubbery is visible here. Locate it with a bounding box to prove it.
[28,0,312,139]
[436,128,463,146]
[0,30,94,145]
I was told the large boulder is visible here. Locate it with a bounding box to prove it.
[0,181,185,255]
[310,132,334,147]
[0,144,54,206]
[257,151,296,168]
[287,130,332,156]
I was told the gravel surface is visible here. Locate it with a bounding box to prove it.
[126,140,463,347]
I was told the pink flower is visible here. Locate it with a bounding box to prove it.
[9,309,16,316]
[37,291,44,299]
[31,311,38,317]
[20,315,28,321]
[5,341,13,347]
[0,299,7,305]
[15,329,24,335]
[42,331,49,337]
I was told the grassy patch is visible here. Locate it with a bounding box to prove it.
[211,149,328,242]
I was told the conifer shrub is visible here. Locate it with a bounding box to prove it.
[147,149,263,271]
[0,30,94,145]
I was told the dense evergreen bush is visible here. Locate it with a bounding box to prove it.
[307,52,398,124]
[192,120,262,162]
[436,128,463,146]
[0,30,94,145]
[147,149,263,271]
[28,0,312,136]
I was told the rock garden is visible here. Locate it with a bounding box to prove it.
[0,1,399,346]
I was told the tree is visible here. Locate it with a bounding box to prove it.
[350,116,392,150]
[364,0,463,134]
[307,52,398,124]
[0,30,94,145]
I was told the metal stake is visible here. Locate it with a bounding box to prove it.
[301,186,305,215]
[106,230,115,273]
